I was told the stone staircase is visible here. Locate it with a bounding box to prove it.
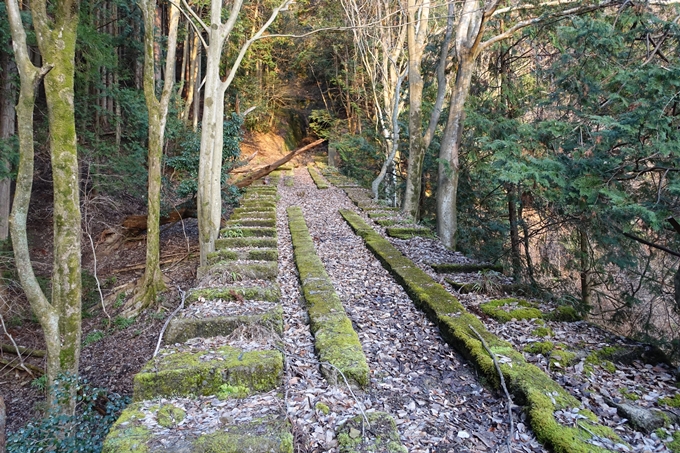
[103,172,292,452]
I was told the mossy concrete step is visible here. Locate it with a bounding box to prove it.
[385,226,433,239]
[375,218,399,227]
[444,278,477,294]
[232,206,276,215]
[133,345,283,401]
[242,192,278,201]
[220,226,277,238]
[337,412,406,453]
[239,201,277,210]
[230,210,276,221]
[215,237,277,249]
[164,303,283,344]
[433,262,503,273]
[339,209,621,453]
[187,284,281,303]
[226,218,276,227]
[367,211,394,219]
[287,206,369,389]
[197,260,278,281]
[207,247,278,264]
[103,401,292,453]
[308,166,329,189]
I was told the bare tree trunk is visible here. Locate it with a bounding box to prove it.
[127,0,179,315]
[507,184,522,281]
[6,0,82,415]
[0,52,16,242]
[580,226,591,309]
[0,395,5,453]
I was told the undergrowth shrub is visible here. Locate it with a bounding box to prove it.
[7,374,130,453]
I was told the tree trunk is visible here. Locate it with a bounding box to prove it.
[6,0,81,415]
[0,51,16,242]
[674,264,680,314]
[437,54,475,249]
[129,0,179,314]
[35,0,83,414]
[580,226,592,309]
[0,395,5,453]
[507,184,522,281]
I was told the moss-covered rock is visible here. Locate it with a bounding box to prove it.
[187,284,281,303]
[669,431,680,452]
[156,404,186,428]
[164,304,284,343]
[102,403,151,453]
[385,226,433,239]
[337,412,407,453]
[532,326,554,337]
[524,341,555,355]
[431,262,504,274]
[308,166,329,189]
[133,346,283,401]
[480,299,543,323]
[339,208,621,453]
[287,206,370,388]
[546,305,582,322]
[659,393,680,408]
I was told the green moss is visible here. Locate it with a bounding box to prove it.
[546,305,582,322]
[337,412,407,453]
[215,237,277,249]
[187,285,281,303]
[375,218,398,226]
[287,206,370,388]
[308,166,329,189]
[133,346,283,401]
[524,341,554,355]
[584,347,621,374]
[102,404,151,453]
[480,299,543,323]
[549,346,578,370]
[217,384,250,399]
[194,417,293,453]
[338,208,622,453]
[164,304,284,344]
[658,393,680,407]
[220,226,277,238]
[668,431,680,452]
[385,226,433,239]
[619,388,640,401]
[156,404,186,428]
[198,261,278,282]
[532,326,554,337]
[315,402,330,415]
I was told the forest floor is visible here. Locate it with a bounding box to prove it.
[0,139,678,452]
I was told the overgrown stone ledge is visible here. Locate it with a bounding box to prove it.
[308,165,329,189]
[104,173,293,452]
[286,206,370,388]
[339,209,623,453]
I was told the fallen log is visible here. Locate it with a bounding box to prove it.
[235,138,326,189]
[0,343,45,358]
[122,199,197,235]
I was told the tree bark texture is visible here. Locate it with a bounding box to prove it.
[132,0,179,313]
[0,52,16,242]
[7,0,91,413]
[507,185,522,281]
[33,0,83,414]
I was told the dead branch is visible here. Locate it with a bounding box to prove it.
[469,325,514,453]
[235,138,326,189]
[153,286,186,358]
[0,357,44,377]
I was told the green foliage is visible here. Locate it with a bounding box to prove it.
[111,316,135,330]
[83,331,106,347]
[309,110,333,139]
[334,132,382,187]
[165,113,244,199]
[30,375,47,392]
[7,374,130,453]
